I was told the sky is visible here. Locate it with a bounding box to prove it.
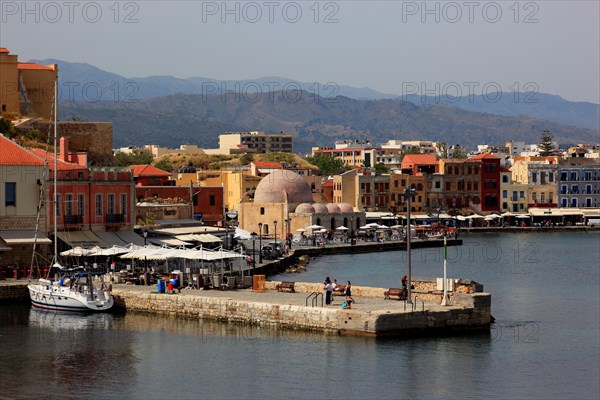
[2,1,599,103]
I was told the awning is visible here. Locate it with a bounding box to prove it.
[95,231,147,247]
[174,234,222,243]
[149,238,192,247]
[94,231,129,247]
[0,237,12,251]
[152,226,225,235]
[1,230,52,245]
[55,231,104,247]
[115,231,146,246]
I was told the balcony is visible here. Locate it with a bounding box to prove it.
[105,213,126,225]
[63,214,83,228]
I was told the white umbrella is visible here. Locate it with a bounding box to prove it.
[296,228,306,232]
[335,226,349,230]
[516,214,530,218]
[487,214,501,218]
[468,214,484,219]
[390,224,403,229]
[484,216,495,221]
[456,216,467,221]
[60,246,93,257]
[305,225,324,230]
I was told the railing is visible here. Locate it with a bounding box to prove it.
[305,292,323,307]
[105,213,125,224]
[64,215,83,225]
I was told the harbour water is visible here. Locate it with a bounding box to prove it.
[0,232,598,399]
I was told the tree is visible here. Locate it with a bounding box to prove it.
[538,130,557,156]
[451,147,467,159]
[374,163,389,174]
[239,153,254,165]
[154,159,173,172]
[306,152,346,176]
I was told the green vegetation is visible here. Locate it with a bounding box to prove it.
[154,159,174,172]
[113,151,154,166]
[451,147,467,159]
[538,130,557,156]
[374,162,389,174]
[306,152,346,175]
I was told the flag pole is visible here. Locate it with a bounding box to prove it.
[441,235,448,306]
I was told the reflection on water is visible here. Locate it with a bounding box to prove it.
[0,232,598,399]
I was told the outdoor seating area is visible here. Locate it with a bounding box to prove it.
[384,288,407,300]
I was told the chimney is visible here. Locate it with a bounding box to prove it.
[59,136,69,162]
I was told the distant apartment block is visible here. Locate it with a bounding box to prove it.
[313,140,379,167]
[0,48,58,119]
[216,131,293,154]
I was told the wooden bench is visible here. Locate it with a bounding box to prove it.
[276,281,295,293]
[384,288,407,300]
[333,284,346,295]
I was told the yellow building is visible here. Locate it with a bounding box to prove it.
[500,169,528,213]
[197,171,261,212]
[332,169,358,207]
[238,170,364,240]
[0,48,57,119]
[390,173,427,213]
[511,157,558,208]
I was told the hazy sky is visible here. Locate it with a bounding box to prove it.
[2,1,599,103]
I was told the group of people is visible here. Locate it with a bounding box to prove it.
[323,276,354,308]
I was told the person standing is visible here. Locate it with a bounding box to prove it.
[324,277,332,305]
[345,281,354,308]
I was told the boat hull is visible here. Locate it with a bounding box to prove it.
[28,283,114,312]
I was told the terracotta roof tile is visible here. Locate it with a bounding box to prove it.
[17,62,54,71]
[252,161,283,169]
[0,135,45,166]
[402,154,438,165]
[321,179,333,187]
[0,48,9,54]
[469,153,500,160]
[130,164,171,177]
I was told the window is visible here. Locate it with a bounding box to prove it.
[562,198,568,207]
[65,194,73,216]
[107,194,115,214]
[520,191,525,198]
[540,192,545,203]
[502,202,508,210]
[77,194,85,216]
[55,193,61,216]
[474,182,479,190]
[531,172,537,183]
[548,192,553,204]
[95,194,103,217]
[540,172,546,184]
[260,207,265,215]
[561,185,567,195]
[445,182,451,191]
[532,192,537,202]
[394,180,399,188]
[209,194,216,206]
[549,173,554,183]
[4,182,16,206]
[435,181,440,189]
[571,198,577,207]
[561,172,568,181]
[502,175,509,183]
[120,193,127,216]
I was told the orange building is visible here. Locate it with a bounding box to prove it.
[0,48,58,119]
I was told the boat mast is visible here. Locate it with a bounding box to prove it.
[53,80,59,266]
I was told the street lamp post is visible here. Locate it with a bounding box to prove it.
[250,232,257,275]
[405,187,416,304]
[143,230,148,272]
[273,220,278,255]
[284,219,290,249]
[258,223,263,264]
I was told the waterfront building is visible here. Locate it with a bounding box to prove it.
[557,158,600,208]
[357,172,390,212]
[0,134,51,264]
[130,164,172,186]
[470,153,501,213]
[511,156,559,209]
[400,154,439,175]
[332,169,358,207]
[499,168,528,213]
[390,173,427,213]
[438,159,482,213]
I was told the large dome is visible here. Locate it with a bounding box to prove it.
[295,203,315,213]
[254,170,313,204]
[312,203,328,214]
[326,203,341,213]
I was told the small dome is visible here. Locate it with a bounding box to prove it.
[338,203,353,212]
[312,203,328,214]
[295,203,315,213]
[254,170,313,204]
[326,203,341,213]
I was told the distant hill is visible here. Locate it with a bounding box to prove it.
[33,59,599,131]
[59,91,599,154]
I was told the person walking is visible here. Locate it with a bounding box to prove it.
[324,277,333,305]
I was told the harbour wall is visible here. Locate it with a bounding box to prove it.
[112,284,491,337]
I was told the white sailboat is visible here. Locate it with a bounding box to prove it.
[27,81,114,312]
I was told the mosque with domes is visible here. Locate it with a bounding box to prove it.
[238,170,366,239]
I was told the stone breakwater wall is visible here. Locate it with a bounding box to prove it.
[114,291,343,334]
[0,283,29,303]
[113,287,491,337]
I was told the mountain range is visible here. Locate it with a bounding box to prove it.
[29,59,599,153]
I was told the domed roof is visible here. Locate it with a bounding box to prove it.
[254,170,313,204]
[326,203,341,213]
[312,203,328,214]
[338,203,353,212]
[295,203,315,213]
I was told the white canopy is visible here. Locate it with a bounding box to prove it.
[335,226,349,230]
[60,246,94,257]
[233,227,253,240]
